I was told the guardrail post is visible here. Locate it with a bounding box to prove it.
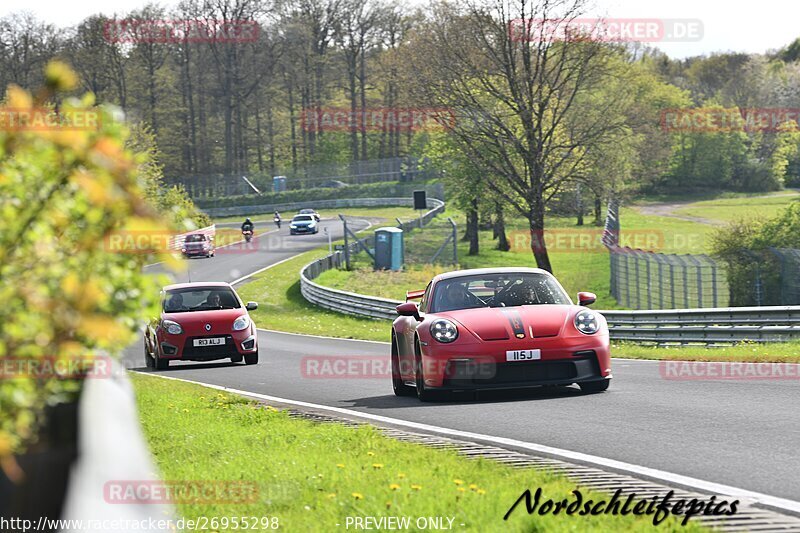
[339,214,351,271]
[451,217,458,265]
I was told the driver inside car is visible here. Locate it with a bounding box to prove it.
[205,292,221,308]
[165,293,185,312]
[440,283,473,311]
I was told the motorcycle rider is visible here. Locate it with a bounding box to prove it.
[241,218,254,242]
[273,210,281,229]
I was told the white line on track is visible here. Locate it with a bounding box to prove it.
[142,372,800,517]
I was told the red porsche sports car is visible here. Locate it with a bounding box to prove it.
[144,282,259,369]
[391,267,611,400]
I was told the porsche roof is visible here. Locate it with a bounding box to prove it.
[431,267,553,282]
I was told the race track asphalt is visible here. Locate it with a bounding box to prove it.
[123,218,800,503]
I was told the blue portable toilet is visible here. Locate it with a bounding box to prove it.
[374,227,404,271]
[273,175,287,193]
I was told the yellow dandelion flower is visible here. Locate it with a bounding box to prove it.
[336,464,345,468]
[453,479,464,485]
[397,473,406,479]
[477,489,486,495]
[457,487,466,492]
[352,492,364,500]
[367,451,375,456]
[469,484,478,490]
[410,484,422,491]
[372,463,384,469]
[389,484,401,491]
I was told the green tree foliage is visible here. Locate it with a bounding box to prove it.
[0,62,186,461]
[712,201,800,305]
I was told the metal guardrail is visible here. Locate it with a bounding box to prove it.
[302,256,800,344]
[602,306,800,344]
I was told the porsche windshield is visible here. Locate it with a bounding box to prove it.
[431,273,570,312]
[163,288,240,312]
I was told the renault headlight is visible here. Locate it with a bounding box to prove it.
[430,319,458,343]
[574,310,599,335]
[162,319,183,335]
[233,315,250,331]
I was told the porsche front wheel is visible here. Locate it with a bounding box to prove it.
[414,339,435,402]
[391,333,415,397]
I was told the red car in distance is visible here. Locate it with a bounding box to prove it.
[391,268,611,401]
[144,282,259,369]
[181,232,215,258]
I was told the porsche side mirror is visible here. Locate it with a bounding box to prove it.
[396,302,421,321]
[246,302,258,311]
[578,292,596,307]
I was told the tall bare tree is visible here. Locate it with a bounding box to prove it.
[409,0,631,272]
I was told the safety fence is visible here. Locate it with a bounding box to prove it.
[608,248,729,309]
[301,197,446,316]
[335,197,456,268]
[603,199,729,309]
[170,157,440,198]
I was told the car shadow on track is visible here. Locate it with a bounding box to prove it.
[129,361,244,373]
[346,385,590,409]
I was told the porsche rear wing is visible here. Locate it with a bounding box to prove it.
[406,289,425,301]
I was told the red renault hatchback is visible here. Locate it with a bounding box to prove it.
[144,282,259,369]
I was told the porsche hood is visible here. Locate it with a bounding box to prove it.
[438,305,579,341]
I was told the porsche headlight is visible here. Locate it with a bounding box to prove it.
[233,315,250,331]
[430,319,458,343]
[574,310,599,335]
[162,319,183,335]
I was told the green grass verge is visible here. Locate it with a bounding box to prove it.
[612,341,800,362]
[672,193,800,224]
[132,373,703,532]
[239,246,387,342]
